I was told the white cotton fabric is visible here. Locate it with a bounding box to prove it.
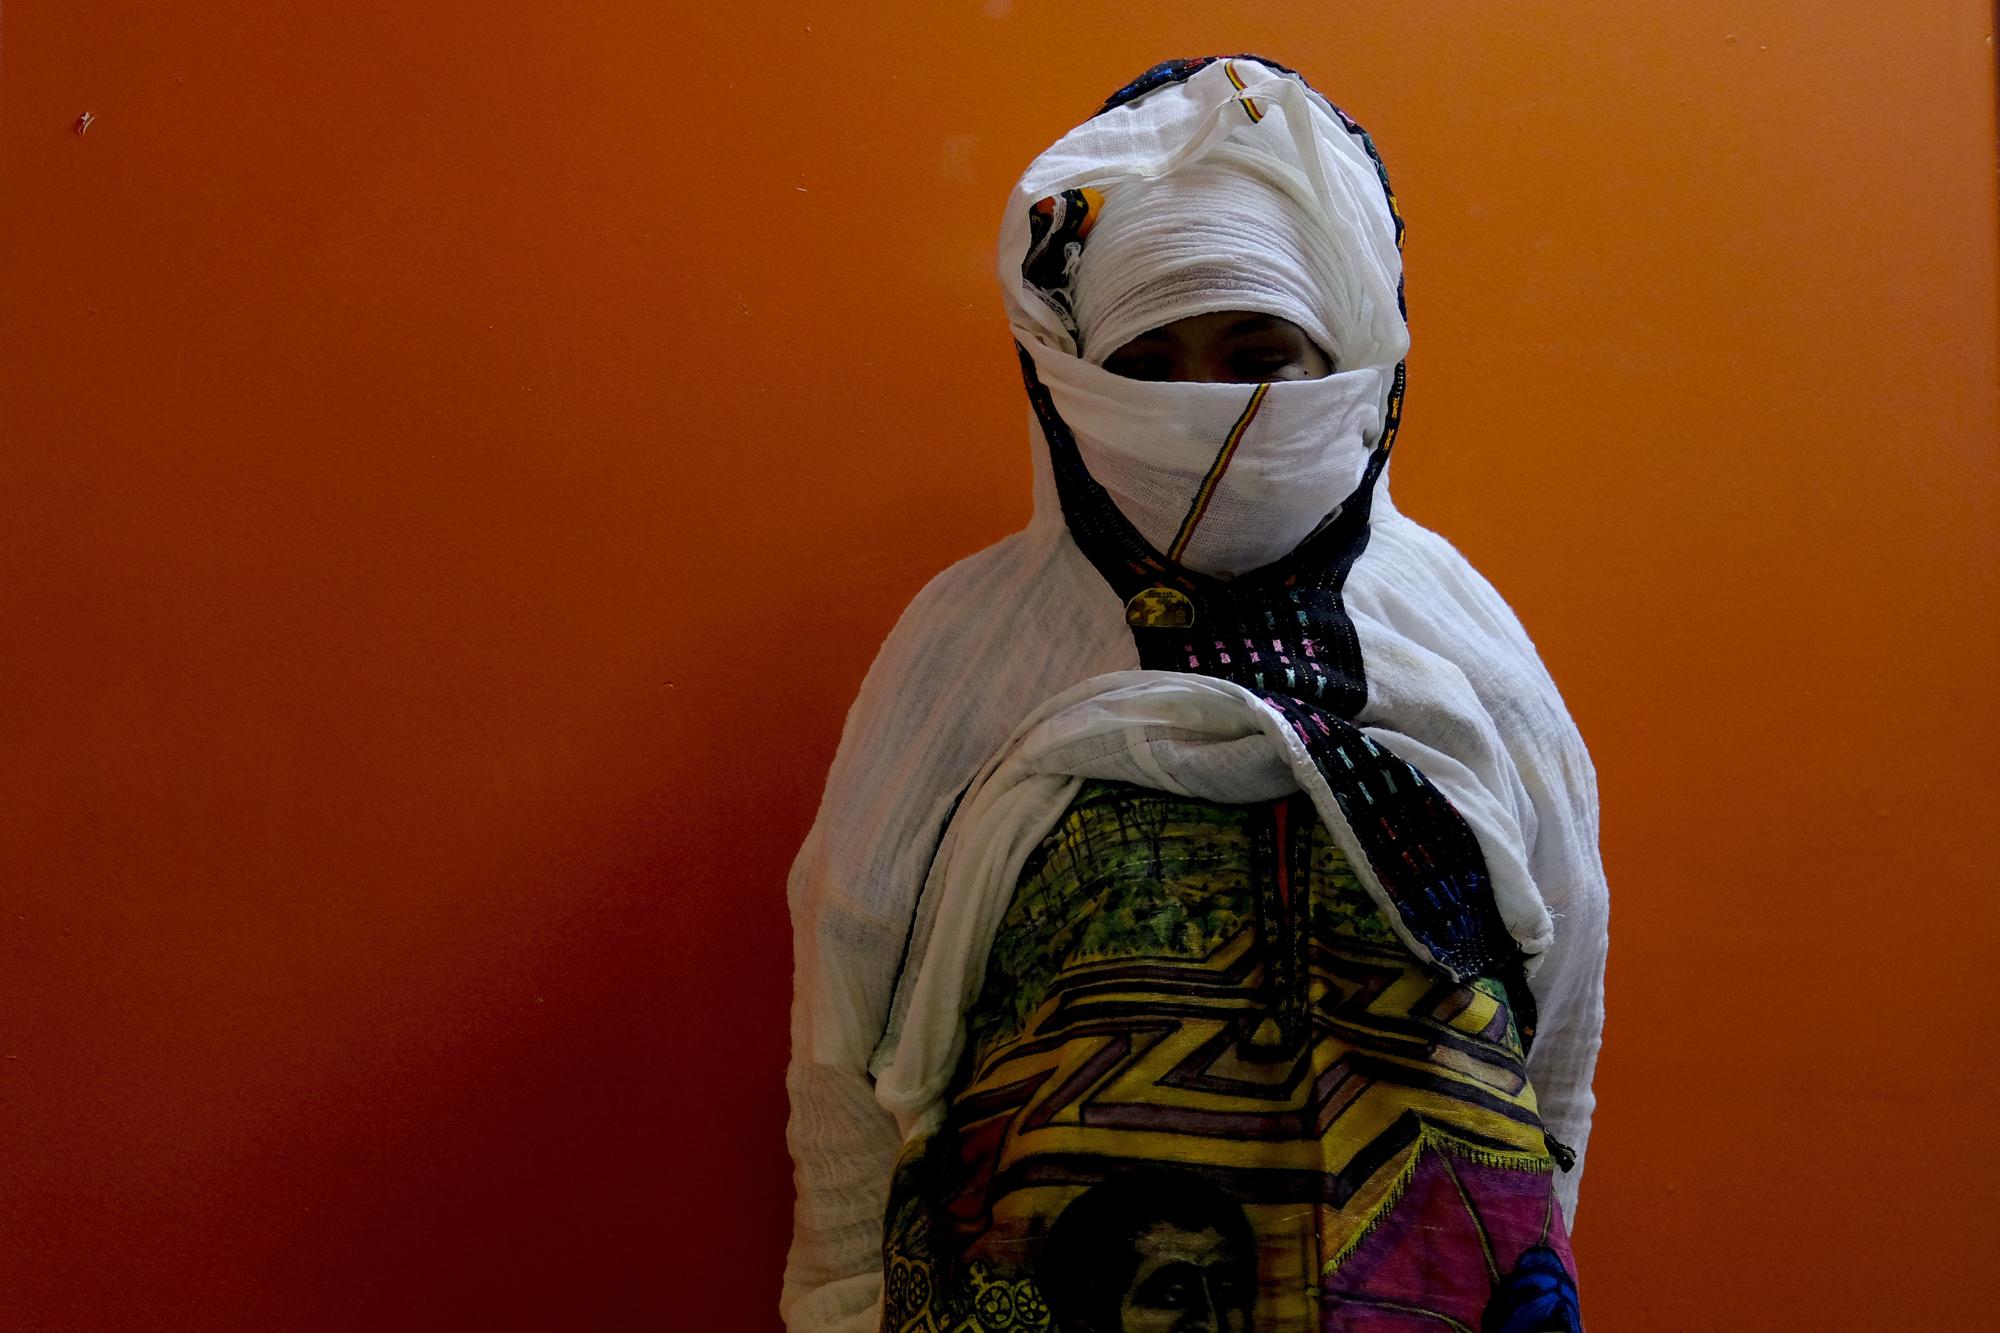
[781,59,1609,1333]
[1030,345,1386,577]
[1073,142,1345,365]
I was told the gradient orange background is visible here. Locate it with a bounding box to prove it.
[4,3,1995,1329]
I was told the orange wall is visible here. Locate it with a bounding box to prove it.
[4,3,1994,1329]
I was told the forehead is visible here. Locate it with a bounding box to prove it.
[1130,1222,1231,1264]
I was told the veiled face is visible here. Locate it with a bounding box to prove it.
[1100,310,1333,384]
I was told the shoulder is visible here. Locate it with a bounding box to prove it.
[862,528,1119,684]
[1358,506,1551,674]
[862,532,1050,675]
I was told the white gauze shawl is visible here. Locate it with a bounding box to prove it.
[781,58,1608,1333]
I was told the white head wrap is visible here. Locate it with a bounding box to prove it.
[782,59,1607,1333]
[1000,61,1409,375]
[1072,139,1345,366]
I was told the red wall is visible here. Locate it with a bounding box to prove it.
[4,3,1995,1329]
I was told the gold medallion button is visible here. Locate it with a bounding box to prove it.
[1124,586,1196,629]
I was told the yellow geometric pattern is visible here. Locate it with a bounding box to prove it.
[921,929,1550,1324]
[882,782,1565,1332]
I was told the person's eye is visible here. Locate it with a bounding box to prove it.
[1231,346,1298,377]
[1134,1272,1195,1308]
[1107,354,1172,381]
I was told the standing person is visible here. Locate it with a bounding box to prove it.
[783,55,1606,1333]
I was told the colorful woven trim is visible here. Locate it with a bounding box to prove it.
[1166,383,1269,563]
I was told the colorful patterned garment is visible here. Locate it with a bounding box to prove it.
[882,781,1581,1333]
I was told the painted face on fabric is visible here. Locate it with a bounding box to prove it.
[1101,311,1333,384]
[1116,1223,1253,1332]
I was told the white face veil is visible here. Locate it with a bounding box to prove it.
[782,58,1607,1333]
